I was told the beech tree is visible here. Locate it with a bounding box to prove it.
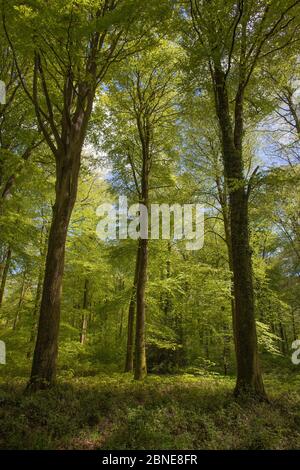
[101,43,180,379]
[184,0,300,398]
[2,0,154,389]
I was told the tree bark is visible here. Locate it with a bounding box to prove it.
[134,121,149,380]
[134,237,148,380]
[230,188,266,397]
[124,246,140,372]
[0,246,11,308]
[28,149,81,390]
[214,67,266,399]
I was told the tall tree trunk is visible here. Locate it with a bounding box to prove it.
[229,160,265,398]
[214,67,266,399]
[124,246,140,372]
[134,237,148,380]
[18,8,124,390]
[80,279,89,345]
[28,151,81,390]
[134,141,149,380]
[0,246,11,308]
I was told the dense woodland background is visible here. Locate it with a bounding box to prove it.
[1,0,300,450]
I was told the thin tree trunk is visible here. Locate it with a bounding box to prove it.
[278,319,288,355]
[134,139,149,380]
[13,271,27,330]
[119,308,124,339]
[163,241,172,316]
[124,246,140,372]
[204,328,210,359]
[80,315,88,345]
[125,293,135,371]
[292,309,297,341]
[80,278,89,345]
[223,321,230,376]
[0,250,5,282]
[0,246,11,308]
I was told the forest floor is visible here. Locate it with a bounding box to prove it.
[1,362,300,450]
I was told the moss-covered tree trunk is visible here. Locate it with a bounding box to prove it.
[214,67,266,399]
